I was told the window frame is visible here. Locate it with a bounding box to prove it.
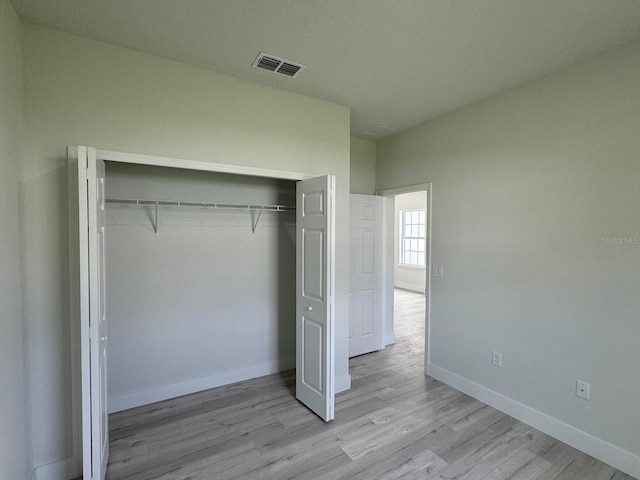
[399,208,426,268]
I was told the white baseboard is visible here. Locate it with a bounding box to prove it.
[394,281,425,293]
[384,333,396,346]
[335,374,351,393]
[30,457,77,480]
[109,356,296,413]
[428,363,640,479]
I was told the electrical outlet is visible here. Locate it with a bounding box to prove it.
[492,350,502,367]
[576,379,590,400]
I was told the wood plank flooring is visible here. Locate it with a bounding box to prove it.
[102,288,636,480]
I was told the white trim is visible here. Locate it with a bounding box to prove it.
[380,196,395,351]
[397,264,426,271]
[75,146,95,479]
[394,281,425,293]
[424,185,433,374]
[384,334,396,346]
[97,149,315,181]
[377,197,385,352]
[376,182,432,196]
[335,374,351,393]
[109,357,296,413]
[31,457,77,480]
[428,364,640,479]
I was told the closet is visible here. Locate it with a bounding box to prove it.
[105,161,297,412]
[71,146,335,480]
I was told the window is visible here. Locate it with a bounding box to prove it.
[400,209,425,267]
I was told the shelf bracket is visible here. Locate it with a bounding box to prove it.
[250,208,263,234]
[152,203,158,237]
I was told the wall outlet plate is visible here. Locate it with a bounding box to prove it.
[492,350,502,367]
[576,379,590,400]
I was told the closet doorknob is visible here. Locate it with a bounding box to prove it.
[101,336,107,342]
[306,306,313,311]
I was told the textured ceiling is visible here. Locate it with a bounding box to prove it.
[11,0,640,137]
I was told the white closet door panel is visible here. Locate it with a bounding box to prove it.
[296,175,335,422]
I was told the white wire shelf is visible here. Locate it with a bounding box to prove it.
[105,198,295,211]
[105,198,296,235]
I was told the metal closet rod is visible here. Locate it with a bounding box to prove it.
[105,198,296,212]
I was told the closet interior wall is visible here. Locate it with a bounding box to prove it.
[104,162,297,412]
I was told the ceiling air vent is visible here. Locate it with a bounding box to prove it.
[360,125,396,138]
[252,52,305,78]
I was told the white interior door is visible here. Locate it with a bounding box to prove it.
[78,146,109,480]
[349,194,382,357]
[296,175,336,421]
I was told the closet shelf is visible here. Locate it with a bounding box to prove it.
[105,198,295,236]
[105,198,296,211]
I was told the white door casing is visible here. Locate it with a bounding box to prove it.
[79,146,109,480]
[349,194,383,357]
[296,175,336,421]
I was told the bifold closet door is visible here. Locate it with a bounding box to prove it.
[77,146,109,480]
[296,175,336,422]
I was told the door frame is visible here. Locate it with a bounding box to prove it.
[377,183,432,375]
[69,146,334,476]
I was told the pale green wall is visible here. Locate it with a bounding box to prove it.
[0,1,27,478]
[22,23,350,470]
[377,40,640,458]
[350,136,376,194]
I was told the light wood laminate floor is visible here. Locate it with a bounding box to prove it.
[103,288,635,480]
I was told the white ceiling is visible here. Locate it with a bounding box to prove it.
[11,0,640,137]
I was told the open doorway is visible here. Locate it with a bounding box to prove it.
[393,191,427,369]
[379,184,431,375]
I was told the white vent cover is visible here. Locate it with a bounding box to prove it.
[360,125,396,138]
[252,52,305,78]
